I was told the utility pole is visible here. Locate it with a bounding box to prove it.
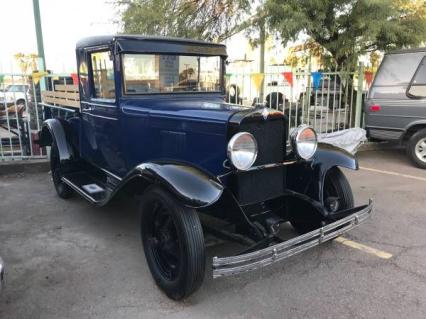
[32,0,46,72]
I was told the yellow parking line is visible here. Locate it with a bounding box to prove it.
[360,166,426,182]
[334,236,393,259]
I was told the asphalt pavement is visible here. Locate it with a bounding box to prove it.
[0,149,425,319]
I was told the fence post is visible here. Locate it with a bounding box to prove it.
[305,57,312,124]
[354,62,364,128]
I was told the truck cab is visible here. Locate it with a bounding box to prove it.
[38,35,372,300]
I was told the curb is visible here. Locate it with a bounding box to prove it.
[0,159,50,175]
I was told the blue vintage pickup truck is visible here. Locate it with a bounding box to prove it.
[38,35,372,300]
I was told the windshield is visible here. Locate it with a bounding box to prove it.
[6,85,27,92]
[122,54,223,94]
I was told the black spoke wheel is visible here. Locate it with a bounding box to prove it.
[140,186,205,300]
[290,167,354,234]
[50,143,73,199]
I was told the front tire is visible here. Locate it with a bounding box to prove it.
[407,129,426,169]
[290,167,354,234]
[140,186,205,300]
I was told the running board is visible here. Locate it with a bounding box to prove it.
[212,199,373,278]
[61,172,108,204]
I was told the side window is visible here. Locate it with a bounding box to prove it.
[374,53,424,86]
[408,56,426,98]
[90,51,115,100]
[79,59,89,99]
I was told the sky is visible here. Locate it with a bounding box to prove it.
[0,0,118,73]
[0,0,291,74]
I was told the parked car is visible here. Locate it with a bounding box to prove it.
[365,47,426,168]
[37,35,372,300]
[299,75,343,110]
[0,84,29,108]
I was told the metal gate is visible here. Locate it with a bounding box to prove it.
[225,64,367,135]
[0,73,44,161]
[1,66,368,161]
[0,73,75,161]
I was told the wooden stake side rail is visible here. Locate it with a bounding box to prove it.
[41,84,80,109]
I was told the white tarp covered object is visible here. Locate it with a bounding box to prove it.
[318,128,367,154]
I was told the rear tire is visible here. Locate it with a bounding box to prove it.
[290,167,354,234]
[140,186,205,300]
[50,143,73,199]
[407,129,426,169]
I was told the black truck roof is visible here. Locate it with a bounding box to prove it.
[76,35,227,56]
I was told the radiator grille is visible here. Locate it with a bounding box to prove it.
[229,117,286,205]
[240,119,285,165]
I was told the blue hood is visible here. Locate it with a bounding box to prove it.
[120,95,250,175]
[121,95,248,123]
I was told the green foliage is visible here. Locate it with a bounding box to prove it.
[118,0,250,42]
[265,0,426,68]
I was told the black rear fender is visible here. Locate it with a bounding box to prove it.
[38,119,75,161]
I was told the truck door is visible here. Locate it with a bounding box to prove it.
[80,49,126,176]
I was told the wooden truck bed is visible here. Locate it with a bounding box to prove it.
[41,84,80,109]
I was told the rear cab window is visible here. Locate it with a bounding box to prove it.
[90,50,115,101]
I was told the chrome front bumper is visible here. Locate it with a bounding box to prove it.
[0,256,4,291]
[213,199,373,278]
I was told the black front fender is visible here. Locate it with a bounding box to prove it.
[124,162,224,208]
[38,119,74,161]
[313,142,358,174]
[287,143,358,204]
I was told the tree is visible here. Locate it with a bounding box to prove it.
[265,0,426,69]
[13,53,38,74]
[118,0,250,42]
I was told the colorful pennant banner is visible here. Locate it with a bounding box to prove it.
[312,71,323,90]
[251,73,264,90]
[283,72,293,87]
[71,73,79,85]
[364,71,374,87]
[32,71,48,85]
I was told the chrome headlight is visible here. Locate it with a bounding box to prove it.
[291,125,318,160]
[227,132,258,170]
